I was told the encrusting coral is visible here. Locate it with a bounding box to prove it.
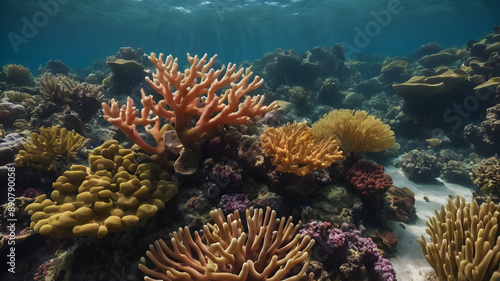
[14,125,88,172]
[416,196,500,281]
[139,207,315,281]
[102,53,278,156]
[471,156,500,197]
[260,121,343,176]
[311,109,395,153]
[24,140,179,238]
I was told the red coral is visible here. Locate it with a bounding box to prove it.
[346,159,393,197]
[34,259,52,280]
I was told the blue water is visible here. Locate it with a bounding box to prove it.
[1,0,499,70]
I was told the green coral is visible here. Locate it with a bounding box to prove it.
[25,140,179,238]
[14,125,88,172]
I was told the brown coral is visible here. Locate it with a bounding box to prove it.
[260,121,343,176]
[311,109,395,153]
[139,207,315,281]
[471,156,500,197]
[3,64,32,86]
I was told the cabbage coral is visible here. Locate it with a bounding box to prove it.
[139,207,315,281]
[311,109,395,153]
[417,196,500,281]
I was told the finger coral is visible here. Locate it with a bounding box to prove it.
[260,121,343,176]
[471,156,500,197]
[102,53,278,156]
[416,196,500,281]
[139,207,315,281]
[311,109,395,153]
[14,126,88,172]
[24,140,179,238]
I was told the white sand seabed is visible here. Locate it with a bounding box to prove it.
[383,164,474,281]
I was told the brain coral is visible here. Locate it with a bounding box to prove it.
[260,121,343,176]
[25,140,178,238]
[139,207,315,281]
[311,109,395,153]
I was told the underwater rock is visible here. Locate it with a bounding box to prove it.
[414,42,442,58]
[0,102,28,126]
[38,59,70,75]
[288,86,314,116]
[464,103,500,154]
[441,160,474,185]
[399,149,442,182]
[471,156,500,197]
[317,77,340,106]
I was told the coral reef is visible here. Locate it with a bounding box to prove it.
[260,121,343,176]
[471,156,500,197]
[399,149,442,182]
[36,73,103,122]
[299,221,397,281]
[102,53,278,168]
[312,109,395,153]
[24,140,179,238]
[14,126,88,173]
[346,159,393,198]
[464,103,500,154]
[139,207,315,280]
[392,69,470,97]
[218,193,252,214]
[417,196,500,280]
[38,59,70,75]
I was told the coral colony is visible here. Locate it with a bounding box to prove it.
[1,26,500,281]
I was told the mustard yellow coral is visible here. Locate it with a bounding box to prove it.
[260,121,343,176]
[25,140,178,238]
[139,207,315,281]
[417,196,500,281]
[14,125,88,172]
[312,109,395,153]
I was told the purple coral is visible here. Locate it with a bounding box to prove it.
[218,194,252,214]
[300,221,397,281]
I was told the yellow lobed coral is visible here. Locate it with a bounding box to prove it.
[417,196,500,281]
[139,207,315,281]
[312,109,395,153]
[14,125,88,172]
[471,156,500,197]
[24,140,179,238]
[260,121,343,176]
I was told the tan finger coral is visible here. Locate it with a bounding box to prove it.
[260,121,343,176]
[139,207,315,281]
[14,125,88,172]
[24,140,178,238]
[311,109,395,153]
[416,196,500,281]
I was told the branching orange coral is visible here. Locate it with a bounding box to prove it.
[102,53,278,155]
[260,122,343,176]
[312,109,395,153]
[139,207,315,281]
